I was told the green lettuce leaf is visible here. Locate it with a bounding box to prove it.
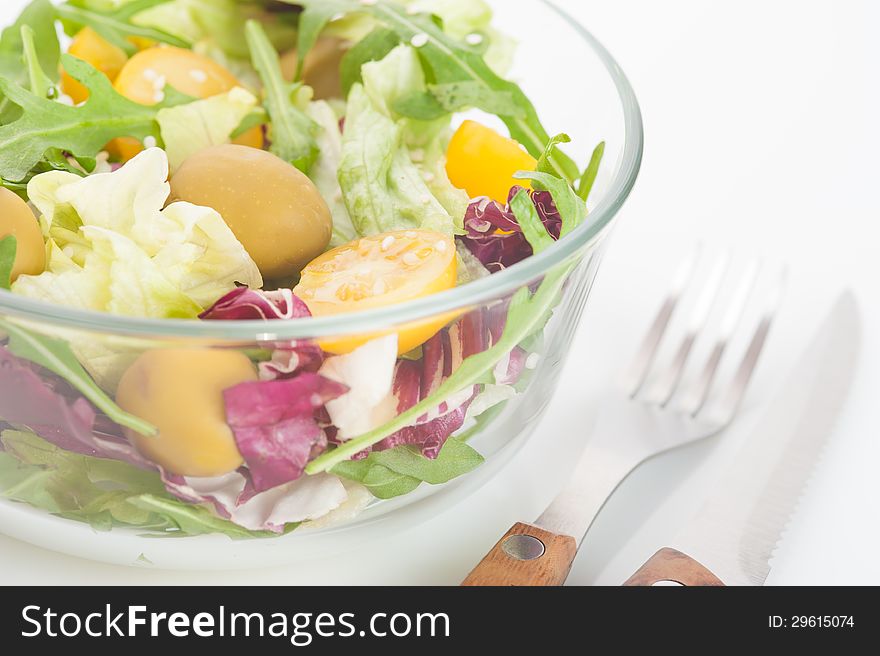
[338,44,466,236]
[306,100,357,247]
[339,83,454,236]
[157,87,259,171]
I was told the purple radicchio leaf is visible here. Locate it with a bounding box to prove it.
[201,287,324,379]
[458,187,562,273]
[223,374,349,492]
[199,287,311,321]
[0,347,151,468]
[369,310,488,459]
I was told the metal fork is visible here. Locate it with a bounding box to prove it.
[463,250,786,585]
[534,250,787,541]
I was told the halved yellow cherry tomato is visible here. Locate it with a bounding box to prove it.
[110,46,263,161]
[446,120,537,203]
[294,230,458,355]
[60,27,129,105]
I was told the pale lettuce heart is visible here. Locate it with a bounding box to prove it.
[307,100,357,247]
[158,87,259,171]
[17,147,262,311]
[12,148,263,390]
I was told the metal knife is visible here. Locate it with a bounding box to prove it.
[624,291,861,585]
[462,291,860,586]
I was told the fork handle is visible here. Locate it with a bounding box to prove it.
[461,523,578,586]
[623,548,725,586]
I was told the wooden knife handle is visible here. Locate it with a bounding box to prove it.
[462,522,578,586]
[623,548,725,586]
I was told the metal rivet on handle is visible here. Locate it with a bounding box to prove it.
[501,535,545,561]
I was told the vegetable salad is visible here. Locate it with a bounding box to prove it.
[0,0,603,537]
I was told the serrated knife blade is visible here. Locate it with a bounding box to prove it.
[658,291,862,586]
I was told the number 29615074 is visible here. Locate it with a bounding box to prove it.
[769,616,855,629]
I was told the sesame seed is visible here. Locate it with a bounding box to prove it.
[421,171,436,183]
[411,33,429,48]
[465,33,484,46]
[435,240,448,253]
[152,90,165,103]
[142,68,159,81]
[403,252,420,266]
[143,136,157,149]
[525,353,541,370]
[381,235,396,251]
[373,280,387,296]
[189,69,208,83]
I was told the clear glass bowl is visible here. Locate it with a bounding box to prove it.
[0,0,642,564]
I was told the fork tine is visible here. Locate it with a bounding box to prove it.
[652,252,731,406]
[709,267,788,423]
[680,258,762,415]
[622,246,701,397]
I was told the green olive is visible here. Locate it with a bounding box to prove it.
[116,348,257,477]
[0,187,46,282]
[280,37,349,100]
[169,144,332,281]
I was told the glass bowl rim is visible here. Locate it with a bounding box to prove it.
[0,0,644,341]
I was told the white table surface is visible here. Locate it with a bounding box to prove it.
[1,0,878,585]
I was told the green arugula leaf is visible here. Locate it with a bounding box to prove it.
[0,0,59,83]
[340,27,401,95]
[577,141,605,204]
[333,439,485,499]
[21,25,56,99]
[0,54,187,183]
[0,320,157,437]
[245,19,319,172]
[307,262,574,473]
[287,0,579,182]
[57,0,189,55]
[537,133,572,175]
[515,170,588,238]
[0,0,60,123]
[510,188,555,254]
[130,495,280,539]
[0,235,15,291]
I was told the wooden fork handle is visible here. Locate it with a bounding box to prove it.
[462,522,578,586]
[623,548,725,586]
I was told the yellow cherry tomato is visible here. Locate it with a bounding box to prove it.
[294,230,458,355]
[446,120,537,203]
[60,27,129,105]
[0,187,46,282]
[116,349,257,477]
[110,46,263,161]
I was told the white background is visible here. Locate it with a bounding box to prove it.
[1,0,879,585]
